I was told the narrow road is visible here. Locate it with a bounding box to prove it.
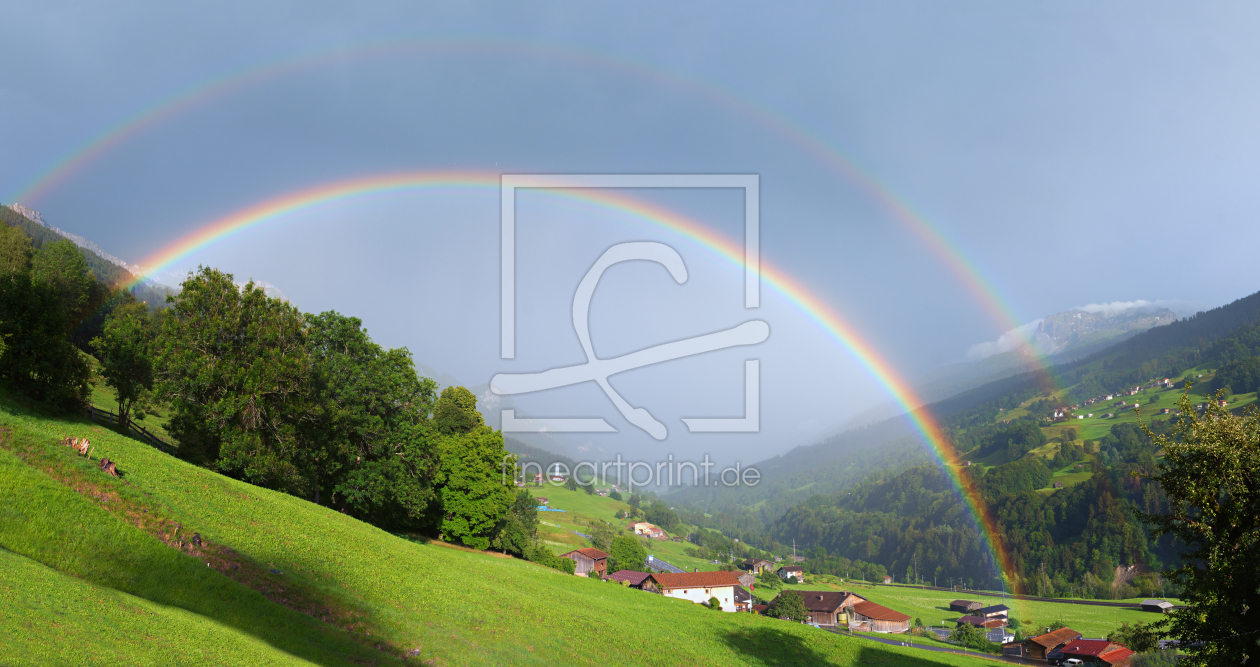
[824,627,1038,665]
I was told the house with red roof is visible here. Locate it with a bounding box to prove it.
[956,615,1007,629]
[645,570,743,612]
[1056,638,1134,666]
[560,548,609,578]
[1013,627,1082,660]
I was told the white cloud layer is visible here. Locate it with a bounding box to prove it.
[1075,300,1161,315]
[964,319,1042,361]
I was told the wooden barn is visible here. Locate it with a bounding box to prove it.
[1020,627,1083,661]
[949,599,981,613]
[560,547,609,577]
[846,600,911,633]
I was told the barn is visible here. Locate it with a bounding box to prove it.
[846,600,911,633]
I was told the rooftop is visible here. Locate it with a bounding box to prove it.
[562,547,610,561]
[1061,639,1125,657]
[851,601,911,622]
[784,590,863,613]
[604,570,650,586]
[648,571,742,590]
[1028,627,1082,648]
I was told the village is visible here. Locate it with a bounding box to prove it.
[530,479,1173,667]
[1033,376,1233,425]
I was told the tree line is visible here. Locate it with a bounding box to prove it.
[0,230,553,564]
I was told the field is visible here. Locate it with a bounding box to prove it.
[776,578,1168,641]
[0,392,994,666]
[530,484,727,573]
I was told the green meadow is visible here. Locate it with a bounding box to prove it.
[0,393,993,666]
[777,578,1171,642]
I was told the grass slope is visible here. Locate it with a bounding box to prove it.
[0,546,318,666]
[0,396,984,666]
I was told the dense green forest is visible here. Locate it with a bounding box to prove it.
[765,416,1177,598]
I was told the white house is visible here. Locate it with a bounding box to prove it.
[645,571,742,612]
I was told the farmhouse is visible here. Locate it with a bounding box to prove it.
[741,558,775,574]
[778,565,804,582]
[560,548,609,578]
[733,586,752,612]
[976,603,1009,620]
[1141,599,1175,613]
[603,570,652,589]
[956,615,1007,629]
[646,571,742,612]
[736,571,755,588]
[846,600,911,633]
[1016,627,1082,661]
[778,591,866,627]
[631,522,666,539]
[949,599,981,613]
[1057,638,1134,666]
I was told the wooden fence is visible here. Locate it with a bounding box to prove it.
[85,406,172,452]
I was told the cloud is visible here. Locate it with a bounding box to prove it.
[964,319,1042,361]
[1075,300,1160,316]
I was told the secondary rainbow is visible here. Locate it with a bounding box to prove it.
[130,170,1022,589]
[8,38,1044,359]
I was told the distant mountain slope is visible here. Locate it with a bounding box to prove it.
[838,307,1176,430]
[932,289,1260,425]
[671,288,1260,519]
[3,204,136,286]
[1032,307,1177,354]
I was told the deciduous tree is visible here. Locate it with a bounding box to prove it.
[154,268,313,492]
[431,386,514,550]
[609,534,647,573]
[1137,393,1260,666]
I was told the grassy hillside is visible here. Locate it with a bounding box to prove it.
[0,393,988,666]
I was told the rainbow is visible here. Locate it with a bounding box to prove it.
[6,38,1044,357]
[129,170,1021,590]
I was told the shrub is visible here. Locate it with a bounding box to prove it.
[949,623,993,651]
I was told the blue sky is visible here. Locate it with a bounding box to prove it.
[3,2,1259,465]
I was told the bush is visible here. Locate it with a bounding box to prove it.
[708,596,722,611]
[1130,651,1180,667]
[767,591,808,622]
[949,623,993,651]
[527,546,576,575]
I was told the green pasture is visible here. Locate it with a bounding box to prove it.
[0,394,992,666]
[775,580,1171,642]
